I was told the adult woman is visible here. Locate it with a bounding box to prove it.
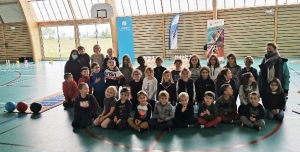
[64,49,81,83]
[258,42,290,100]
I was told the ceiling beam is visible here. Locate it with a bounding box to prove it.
[38,18,109,26]
[106,0,118,58]
[0,1,18,6]
[18,0,43,61]
[160,0,166,58]
[66,0,79,48]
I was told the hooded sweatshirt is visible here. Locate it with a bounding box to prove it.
[89,70,105,93]
[194,77,215,103]
[154,102,174,121]
[209,65,222,81]
[104,67,125,88]
[120,66,133,86]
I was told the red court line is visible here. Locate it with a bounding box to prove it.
[0,71,21,87]
[85,122,282,152]
[146,131,165,152]
[84,128,147,151]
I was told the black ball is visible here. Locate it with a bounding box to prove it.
[30,102,42,114]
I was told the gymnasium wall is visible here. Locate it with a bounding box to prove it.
[132,4,300,59]
[0,23,32,61]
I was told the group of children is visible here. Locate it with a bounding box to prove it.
[63,45,286,131]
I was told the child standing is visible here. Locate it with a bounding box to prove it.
[173,92,197,128]
[240,56,258,82]
[127,90,152,132]
[150,91,174,130]
[137,56,147,80]
[93,86,117,128]
[207,54,222,81]
[157,70,176,105]
[238,72,259,115]
[215,68,236,99]
[171,58,182,83]
[240,92,265,131]
[195,67,215,103]
[154,56,167,84]
[78,67,92,94]
[62,73,79,108]
[216,84,239,123]
[142,67,157,111]
[78,46,91,70]
[128,69,143,110]
[189,54,202,81]
[90,44,105,70]
[104,48,119,68]
[89,63,105,108]
[104,58,125,89]
[223,53,242,99]
[72,83,99,129]
[176,67,195,104]
[197,91,221,129]
[262,78,285,121]
[110,87,132,130]
[120,55,133,86]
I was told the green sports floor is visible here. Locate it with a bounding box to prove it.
[0,57,300,152]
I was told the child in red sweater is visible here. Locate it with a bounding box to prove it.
[78,67,92,94]
[62,73,79,108]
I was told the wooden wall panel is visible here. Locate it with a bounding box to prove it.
[132,5,300,59]
[0,23,32,61]
[0,26,4,61]
[277,5,300,57]
[218,6,275,57]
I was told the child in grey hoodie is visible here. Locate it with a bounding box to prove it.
[150,90,174,130]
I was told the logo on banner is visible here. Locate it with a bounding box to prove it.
[122,21,127,26]
[119,20,130,31]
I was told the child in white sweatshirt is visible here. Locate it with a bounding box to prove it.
[142,67,157,112]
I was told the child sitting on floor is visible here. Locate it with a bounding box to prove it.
[72,82,99,129]
[216,84,239,124]
[110,87,132,130]
[62,73,79,108]
[93,86,117,128]
[198,91,221,129]
[127,90,152,132]
[240,92,265,131]
[262,78,285,121]
[150,91,174,130]
[173,92,197,128]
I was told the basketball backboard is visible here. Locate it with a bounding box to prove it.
[91,3,114,19]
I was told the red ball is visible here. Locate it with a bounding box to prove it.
[17,102,28,113]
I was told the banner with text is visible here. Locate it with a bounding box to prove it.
[207,19,224,62]
[169,13,180,50]
[116,17,135,63]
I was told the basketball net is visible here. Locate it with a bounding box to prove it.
[96,17,105,23]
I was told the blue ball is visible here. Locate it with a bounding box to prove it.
[5,101,16,112]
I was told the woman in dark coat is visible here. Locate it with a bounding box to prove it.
[64,49,81,83]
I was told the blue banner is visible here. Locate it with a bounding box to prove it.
[169,13,180,50]
[116,17,135,64]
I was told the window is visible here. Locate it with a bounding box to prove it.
[41,27,60,58]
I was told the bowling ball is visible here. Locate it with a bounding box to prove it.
[5,101,16,112]
[30,102,42,114]
[16,101,28,113]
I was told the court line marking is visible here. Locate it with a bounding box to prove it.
[85,122,281,152]
[0,71,21,87]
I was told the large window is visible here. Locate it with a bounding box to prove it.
[41,24,111,59]
[78,24,112,57]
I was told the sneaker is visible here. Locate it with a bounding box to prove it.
[188,124,195,128]
[252,125,261,131]
[241,123,244,127]
[200,125,205,129]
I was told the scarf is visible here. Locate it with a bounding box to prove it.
[264,53,280,82]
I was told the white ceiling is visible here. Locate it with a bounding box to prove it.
[0,2,24,23]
